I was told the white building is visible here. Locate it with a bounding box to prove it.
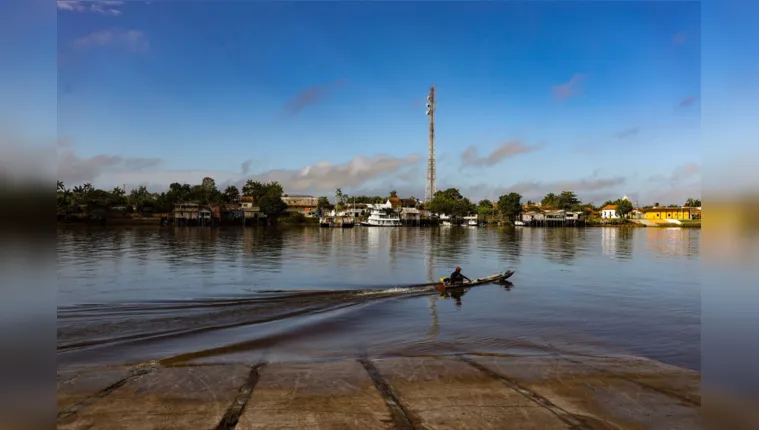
[601,204,619,219]
[601,194,631,219]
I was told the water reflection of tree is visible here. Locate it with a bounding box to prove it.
[193,228,220,276]
[242,227,285,273]
[430,226,470,266]
[497,227,522,263]
[614,227,633,259]
[542,228,581,266]
[157,227,218,272]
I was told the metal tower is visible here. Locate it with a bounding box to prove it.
[424,86,436,204]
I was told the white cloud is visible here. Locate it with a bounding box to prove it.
[73,29,149,53]
[460,140,542,168]
[57,1,124,16]
[56,150,422,196]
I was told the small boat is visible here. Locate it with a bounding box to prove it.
[464,215,478,227]
[402,269,515,290]
[514,220,526,226]
[438,269,515,290]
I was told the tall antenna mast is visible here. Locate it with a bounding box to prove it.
[424,85,436,205]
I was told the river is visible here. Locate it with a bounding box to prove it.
[57,225,700,372]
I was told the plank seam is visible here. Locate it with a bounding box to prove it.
[57,366,154,423]
[555,354,701,407]
[215,362,266,430]
[358,358,418,430]
[457,355,593,430]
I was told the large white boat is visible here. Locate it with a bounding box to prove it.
[361,208,402,226]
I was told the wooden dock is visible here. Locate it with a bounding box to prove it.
[58,354,700,429]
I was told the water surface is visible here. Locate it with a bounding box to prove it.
[57,225,700,371]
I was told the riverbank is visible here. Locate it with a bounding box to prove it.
[57,353,700,429]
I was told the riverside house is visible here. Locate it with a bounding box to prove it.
[173,203,200,225]
[601,204,619,219]
[642,206,701,221]
[240,196,263,224]
[281,195,318,218]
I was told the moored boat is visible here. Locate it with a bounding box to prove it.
[361,208,402,226]
[319,215,356,228]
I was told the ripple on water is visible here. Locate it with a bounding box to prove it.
[56,226,700,371]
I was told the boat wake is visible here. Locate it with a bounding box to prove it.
[56,282,449,366]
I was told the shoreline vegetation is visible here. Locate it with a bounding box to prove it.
[57,214,701,229]
[56,178,701,229]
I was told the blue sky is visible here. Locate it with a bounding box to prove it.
[17,1,705,204]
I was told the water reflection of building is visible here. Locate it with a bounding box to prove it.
[601,228,633,259]
[366,225,381,252]
[601,228,617,257]
[645,228,693,258]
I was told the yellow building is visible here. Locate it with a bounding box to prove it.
[642,207,700,220]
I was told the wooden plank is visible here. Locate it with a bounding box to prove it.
[58,365,251,430]
[370,357,570,430]
[237,360,392,430]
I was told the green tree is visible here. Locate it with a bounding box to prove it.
[389,190,397,197]
[556,191,580,210]
[477,199,495,218]
[199,177,220,203]
[497,192,523,221]
[129,185,151,209]
[317,196,332,215]
[243,180,287,223]
[684,197,701,207]
[334,188,344,204]
[428,188,474,219]
[540,192,558,209]
[57,181,72,210]
[615,199,634,218]
[257,181,288,223]
[222,185,241,203]
[110,187,127,206]
[242,179,266,198]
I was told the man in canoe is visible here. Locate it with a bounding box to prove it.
[449,266,471,286]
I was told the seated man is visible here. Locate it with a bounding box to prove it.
[449,266,471,285]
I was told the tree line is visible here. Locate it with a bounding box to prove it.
[57,178,288,219]
[57,179,701,222]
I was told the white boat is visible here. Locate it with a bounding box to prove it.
[360,208,402,226]
[514,220,526,226]
[441,220,452,226]
[464,215,478,227]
